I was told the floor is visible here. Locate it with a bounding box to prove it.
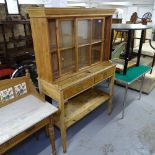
[9,84,155,155]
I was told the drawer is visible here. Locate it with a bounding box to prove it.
[94,67,115,83]
[63,77,94,99]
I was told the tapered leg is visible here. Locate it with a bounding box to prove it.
[60,114,67,153]
[48,118,56,155]
[108,76,115,115]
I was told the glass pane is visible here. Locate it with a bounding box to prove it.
[61,49,75,74]
[92,19,103,42]
[51,52,59,79]
[49,20,57,51]
[77,20,90,45]
[78,46,89,69]
[60,20,73,48]
[91,43,101,63]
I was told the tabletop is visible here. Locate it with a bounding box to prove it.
[0,95,58,145]
[115,65,151,84]
[112,24,152,30]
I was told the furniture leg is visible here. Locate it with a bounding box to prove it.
[34,132,39,141]
[108,76,115,115]
[139,75,145,100]
[150,53,155,74]
[48,118,56,155]
[123,30,132,75]
[60,114,67,153]
[122,84,128,119]
[45,126,49,137]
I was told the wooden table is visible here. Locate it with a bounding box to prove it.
[0,76,58,155]
[115,64,151,118]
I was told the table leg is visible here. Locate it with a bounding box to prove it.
[48,118,56,155]
[139,74,145,100]
[122,84,128,119]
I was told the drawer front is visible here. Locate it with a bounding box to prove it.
[64,77,94,99]
[94,67,115,83]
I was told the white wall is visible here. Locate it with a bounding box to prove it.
[120,6,153,23]
[0,0,43,4]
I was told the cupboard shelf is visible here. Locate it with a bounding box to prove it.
[55,88,110,128]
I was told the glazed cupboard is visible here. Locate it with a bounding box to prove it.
[28,7,116,153]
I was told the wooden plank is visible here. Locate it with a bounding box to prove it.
[30,18,53,82]
[28,8,115,18]
[40,79,61,102]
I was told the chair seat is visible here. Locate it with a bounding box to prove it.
[0,95,57,145]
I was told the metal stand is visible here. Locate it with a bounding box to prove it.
[122,84,128,119]
[139,74,145,100]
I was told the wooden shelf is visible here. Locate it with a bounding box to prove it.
[55,88,109,128]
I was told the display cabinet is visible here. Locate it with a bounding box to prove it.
[29,7,115,152]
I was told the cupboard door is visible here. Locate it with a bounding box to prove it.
[77,20,91,45]
[92,19,104,42]
[60,49,75,74]
[78,46,89,69]
[59,20,73,48]
[91,43,101,64]
[51,52,59,79]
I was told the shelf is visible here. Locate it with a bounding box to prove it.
[55,88,110,128]
[9,36,32,42]
[8,47,34,58]
[0,20,30,25]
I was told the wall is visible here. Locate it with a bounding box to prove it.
[0,0,43,4]
[120,6,153,23]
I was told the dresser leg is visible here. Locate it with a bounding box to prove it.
[108,76,115,115]
[48,118,56,155]
[108,99,112,115]
[60,121,67,153]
